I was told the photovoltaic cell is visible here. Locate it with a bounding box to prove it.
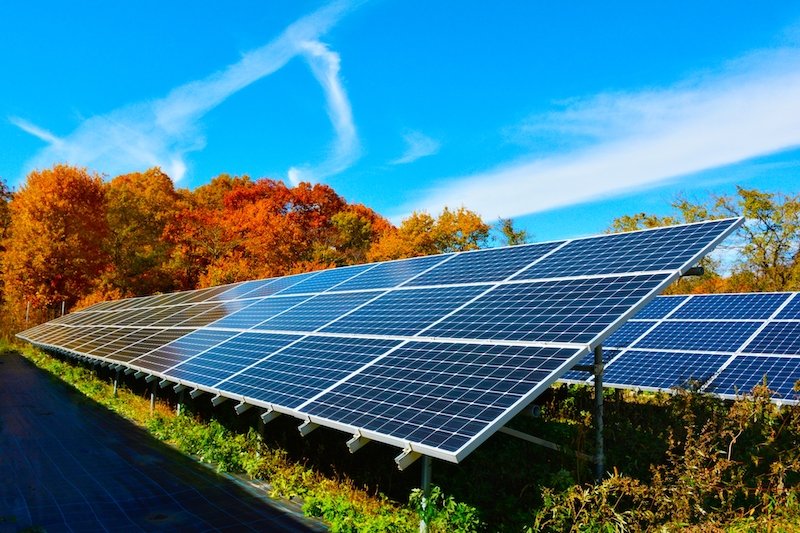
[741,322,800,355]
[670,293,789,320]
[150,303,218,327]
[776,295,800,319]
[277,264,375,295]
[74,328,133,354]
[255,292,382,332]
[106,329,193,362]
[634,321,762,352]
[89,329,151,358]
[175,300,254,328]
[332,254,448,292]
[207,280,271,301]
[168,332,301,388]
[406,241,564,287]
[516,219,738,280]
[320,285,487,337]
[207,296,312,330]
[237,272,317,299]
[304,342,581,452]
[220,336,401,408]
[424,274,669,344]
[603,349,728,390]
[706,355,800,399]
[133,330,238,373]
[604,321,655,348]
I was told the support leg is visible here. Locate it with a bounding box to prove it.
[420,455,433,533]
[150,381,157,416]
[113,370,120,397]
[594,344,604,482]
[177,389,185,416]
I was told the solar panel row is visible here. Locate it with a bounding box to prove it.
[18,218,742,463]
[564,291,800,403]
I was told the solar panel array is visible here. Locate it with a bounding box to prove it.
[563,291,800,404]
[17,218,741,463]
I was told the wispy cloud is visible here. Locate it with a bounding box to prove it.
[12,0,362,182]
[390,131,441,164]
[287,40,359,185]
[410,46,800,220]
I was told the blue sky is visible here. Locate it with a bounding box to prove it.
[4,1,800,241]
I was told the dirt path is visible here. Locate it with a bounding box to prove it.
[0,351,326,533]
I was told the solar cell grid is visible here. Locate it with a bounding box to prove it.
[516,219,738,280]
[220,336,402,408]
[332,254,448,292]
[670,293,789,320]
[74,328,132,354]
[604,321,656,348]
[776,295,800,319]
[706,355,800,399]
[255,291,382,332]
[180,284,235,304]
[168,332,301,388]
[633,295,688,319]
[304,342,581,452]
[277,264,375,295]
[603,349,728,391]
[176,299,254,328]
[88,328,151,358]
[207,295,311,330]
[423,274,669,344]
[31,325,75,345]
[106,329,192,362]
[406,241,564,287]
[61,327,114,350]
[634,320,762,352]
[127,306,177,326]
[133,330,237,373]
[320,285,487,337]
[207,280,267,301]
[741,322,800,355]
[238,272,317,299]
[150,303,217,327]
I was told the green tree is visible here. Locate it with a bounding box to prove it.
[496,218,531,246]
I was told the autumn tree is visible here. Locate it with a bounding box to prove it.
[0,177,13,309]
[104,167,182,296]
[368,207,490,261]
[495,218,531,246]
[3,164,109,309]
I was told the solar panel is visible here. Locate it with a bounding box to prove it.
[632,321,762,352]
[19,217,742,464]
[705,355,800,400]
[670,293,789,320]
[603,350,729,391]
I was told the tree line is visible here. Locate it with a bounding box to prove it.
[0,164,527,334]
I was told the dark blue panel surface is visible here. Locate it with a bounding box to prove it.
[742,322,800,355]
[320,286,487,337]
[206,296,311,330]
[333,254,448,292]
[560,349,620,382]
[255,292,381,332]
[406,241,564,286]
[604,349,727,390]
[634,321,762,352]
[134,330,237,373]
[634,295,688,319]
[238,272,318,299]
[304,342,580,452]
[706,355,800,399]
[220,336,401,408]
[671,293,789,320]
[209,279,273,301]
[516,219,738,279]
[604,321,655,348]
[775,294,800,319]
[277,264,375,295]
[169,332,301,387]
[176,299,254,327]
[423,274,669,344]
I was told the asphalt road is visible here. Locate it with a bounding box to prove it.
[0,351,327,533]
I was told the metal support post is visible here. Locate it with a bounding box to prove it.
[25,301,30,328]
[113,370,120,397]
[594,344,604,482]
[257,409,266,437]
[150,381,157,416]
[61,301,65,317]
[420,455,433,533]
[177,389,185,416]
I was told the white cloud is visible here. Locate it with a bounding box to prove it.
[410,47,800,220]
[12,0,362,182]
[390,131,441,164]
[286,40,359,185]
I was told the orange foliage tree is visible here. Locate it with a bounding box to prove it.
[3,164,109,309]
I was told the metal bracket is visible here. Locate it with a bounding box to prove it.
[173,384,187,393]
[189,388,204,399]
[395,447,421,471]
[498,426,596,462]
[298,420,319,436]
[100,362,109,368]
[261,409,280,424]
[211,395,227,406]
[346,433,371,453]
[134,371,146,379]
[234,402,251,415]
[159,379,171,389]
[145,375,158,383]
[124,368,136,375]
